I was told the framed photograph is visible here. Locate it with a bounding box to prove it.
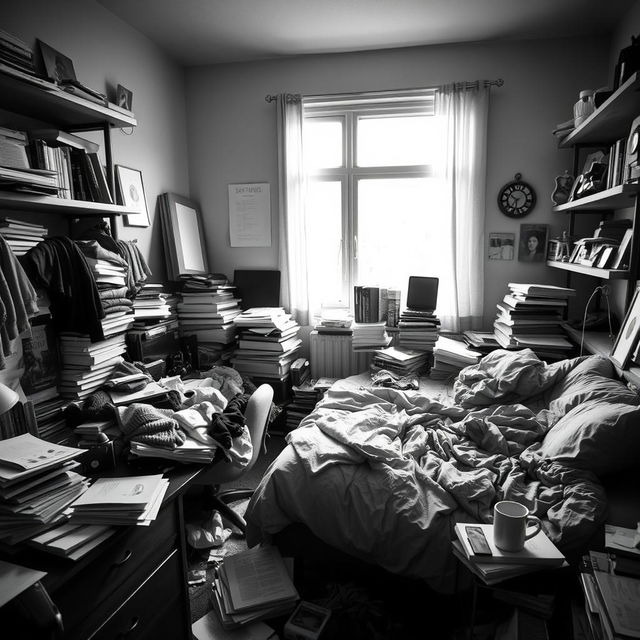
[116,84,133,111]
[159,192,209,280]
[37,39,77,83]
[488,232,515,260]
[518,223,549,262]
[610,286,640,369]
[115,166,150,227]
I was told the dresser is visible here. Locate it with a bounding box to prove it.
[1,463,203,640]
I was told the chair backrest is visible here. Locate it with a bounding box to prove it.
[242,384,274,475]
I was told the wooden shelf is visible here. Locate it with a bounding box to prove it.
[0,192,134,216]
[546,260,631,279]
[559,72,640,148]
[553,183,640,212]
[0,67,137,129]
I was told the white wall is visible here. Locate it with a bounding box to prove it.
[185,37,611,330]
[1,0,190,281]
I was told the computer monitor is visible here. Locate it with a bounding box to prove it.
[233,269,281,310]
[406,276,439,312]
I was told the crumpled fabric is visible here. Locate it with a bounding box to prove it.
[371,368,419,390]
[185,510,232,549]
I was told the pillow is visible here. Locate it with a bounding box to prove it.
[539,400,640,476]
[547,355,639,419]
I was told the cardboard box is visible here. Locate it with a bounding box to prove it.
[284,601,331,640]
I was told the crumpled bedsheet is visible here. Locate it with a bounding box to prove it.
[245,350,608,593]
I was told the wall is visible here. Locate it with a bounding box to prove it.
[0,0,190,281]
[185,36,611,331]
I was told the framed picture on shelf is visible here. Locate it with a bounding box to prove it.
[116,84,133,111]
[115,165,149,227]
[37,40,77,83]
[610,286,640,369]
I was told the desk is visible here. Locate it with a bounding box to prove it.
[0,462,206,639]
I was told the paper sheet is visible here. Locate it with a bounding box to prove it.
[228,183,271,247]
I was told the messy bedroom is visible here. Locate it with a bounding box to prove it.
[1,1,640,639]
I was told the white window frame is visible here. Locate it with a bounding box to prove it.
[303,90,438,311]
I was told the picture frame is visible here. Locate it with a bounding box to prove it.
[116,84,133,111]
[488,232,515,260]
[610,286,640,369]
[159,192,209,280]
[115,165,150,228]
[37,39,77,83]
[518,223,549,263]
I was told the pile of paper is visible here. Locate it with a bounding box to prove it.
[0,434,88,545]
[211,545,299,629]
[69,473,169,526]
[430,336,482,380]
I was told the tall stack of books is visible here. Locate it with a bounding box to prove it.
[0,433,88,546]
[493,283,575,360]
[231,308,301,385]
[210,545,299,629]
[178,274,241,364]
[397,308,441,354]
[0,217,47,256]
[352,321,391,351]
[578,543,640,640]
[430,336,482,380]
[284,381,318,433]
[131,283,172,325]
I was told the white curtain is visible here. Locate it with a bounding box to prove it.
[436,83,489,333]
[276,94,310,326]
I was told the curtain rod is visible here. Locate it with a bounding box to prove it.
[264,78,504,102]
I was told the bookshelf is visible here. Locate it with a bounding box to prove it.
[0,65,139,234]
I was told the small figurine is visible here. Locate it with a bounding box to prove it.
[551,170,575,205]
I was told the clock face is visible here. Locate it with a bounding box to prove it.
[498,177,536,218]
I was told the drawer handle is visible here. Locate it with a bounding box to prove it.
[118,616,139,637]
[114,549,133,566]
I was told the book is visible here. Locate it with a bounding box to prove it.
[454,523,565,567]
[507,283,576,298]
[29,128,100,153]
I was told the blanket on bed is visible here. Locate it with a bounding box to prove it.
[246,350,614,592]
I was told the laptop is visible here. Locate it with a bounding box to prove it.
[406,276,439,312]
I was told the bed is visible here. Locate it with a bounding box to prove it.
[245,349,640,593]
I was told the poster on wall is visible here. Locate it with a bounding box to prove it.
[228,183,271,247]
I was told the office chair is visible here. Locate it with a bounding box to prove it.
[197,383,274,535]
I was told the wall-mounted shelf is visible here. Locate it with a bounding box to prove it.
[559,72,640,148]
[0,66,137,129]
[0,192,134,216]
[553,183,640,212]
[547,260,631,279]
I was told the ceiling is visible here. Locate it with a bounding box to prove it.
[97,0,635,67]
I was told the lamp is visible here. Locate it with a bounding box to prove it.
[0,382,19,415]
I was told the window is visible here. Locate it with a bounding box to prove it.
[302,90,446,317]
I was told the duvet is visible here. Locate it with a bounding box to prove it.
[245,350,639,593]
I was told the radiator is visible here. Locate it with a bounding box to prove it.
[309,331,371,379]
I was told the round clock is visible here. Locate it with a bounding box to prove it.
[498,173,536,218]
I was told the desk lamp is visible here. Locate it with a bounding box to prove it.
[0,382,19,415]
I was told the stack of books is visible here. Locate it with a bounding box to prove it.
[370,345,430,376]
[131,283,172,324]
[0,433,88,545]
[27,521,116,561]
[0,217,47,256]
[284,380,319,432]
[578,546,640,640]
[493,283,575,360]
[178,274,241,363]
[231,308,301,382]
[430,336,482,380]
[352,321,391,351]
[314,308,353,335]
[69,473,169,526]
[462,330,500,355]
[397,308,441,353]
[0,165,58,195]
[0,29,36,78]
[452,522,566,587]
[211,545,299,629]
[57,334,127,401]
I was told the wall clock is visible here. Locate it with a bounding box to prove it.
[498,173,536,218]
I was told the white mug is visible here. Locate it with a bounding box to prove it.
[493,500,541,552]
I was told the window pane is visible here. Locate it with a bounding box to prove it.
[303,119,343,170]
[356,177,447,302]
[306,180,345,309]
[357,115,439,167]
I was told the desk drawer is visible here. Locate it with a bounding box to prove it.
[88,550,187,640]
[54,502,178,636]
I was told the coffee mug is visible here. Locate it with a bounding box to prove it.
[493,501,541,552]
